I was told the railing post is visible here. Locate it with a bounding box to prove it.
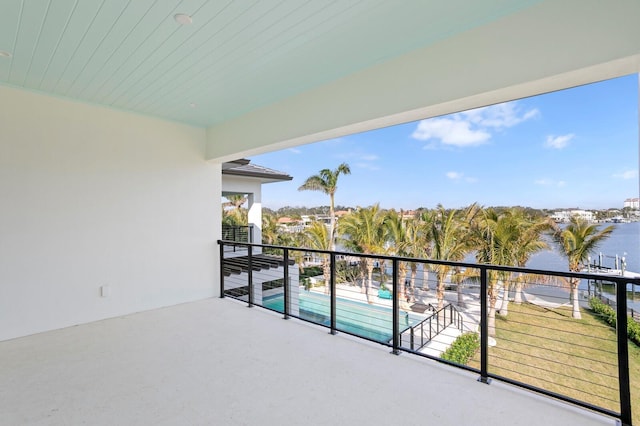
[329,253,337,335]
[283,248,290,320]
[616,279,632,425]
[247,244,253,308]
[410,328,414,351]
[392,258,400,355]
[478,267,491,384]
[219,241,225,298]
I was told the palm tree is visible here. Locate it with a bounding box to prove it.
[298,163,351,251]
[303,221,333,294]
[262,212,279,245]
[498,210,555,316]
[430,204,478,309]
[338,204,386,303]
[384,210,411,302]
[510,214,556,309]
[554,217,613,319]
[474,208,519,336]
[224,194,247,210]
[405,218,430,302]
[417,210,437,291]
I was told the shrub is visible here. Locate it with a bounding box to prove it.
[589,297,640,347]
[441,332,480,364]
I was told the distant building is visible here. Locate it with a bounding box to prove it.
[624,198,640,209]
[550,209,595,223]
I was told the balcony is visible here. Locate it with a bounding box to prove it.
[0,296,617,426]
[219,241,640,425]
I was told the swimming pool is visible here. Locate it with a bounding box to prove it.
[262,291,423,343]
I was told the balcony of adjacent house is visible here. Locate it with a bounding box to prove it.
[221,224,254,258]
[219,240,640,426]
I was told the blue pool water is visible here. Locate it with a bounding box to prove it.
[263,291,423,342]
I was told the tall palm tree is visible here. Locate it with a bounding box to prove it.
[498,210,555,316]
[554,217,613,319]
[474,208,519,336]
[405,218,430,302]
[338,204,386,303]
[303,221,333,294]
[384,210,411,302]
[510,213,556,309]
[417,210,437,291]
[430,204,478,310]
[298,163,351,251]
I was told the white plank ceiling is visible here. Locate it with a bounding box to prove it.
[0,0,540,127]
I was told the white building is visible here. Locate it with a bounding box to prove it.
[551,210,595,223]
[624,198,640,209]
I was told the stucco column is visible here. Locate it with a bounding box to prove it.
[247,192,262,253]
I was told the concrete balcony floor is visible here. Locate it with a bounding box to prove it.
[1,298,616,426]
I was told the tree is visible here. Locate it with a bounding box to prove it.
[429,204,478,310]
[223,194,248,225]
[261,212,279,245]
[298,163,351,251]
[303,221,332,294]
[553,217,613,319]
[474,208,519,336]
[338,204,386,303]
[509,213,555,310]
[384,210,411,302]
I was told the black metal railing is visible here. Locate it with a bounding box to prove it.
[400,303,463,351]
[218,240,639,426]
[221,225,253,252]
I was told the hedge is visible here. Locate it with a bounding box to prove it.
[441,332,480,364]
[589,297,640,347]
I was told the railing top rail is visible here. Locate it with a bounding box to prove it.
[218,240,640,285]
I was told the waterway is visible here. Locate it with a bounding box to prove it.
[526,221,640,310]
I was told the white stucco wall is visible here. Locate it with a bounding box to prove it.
[0,86,220,341]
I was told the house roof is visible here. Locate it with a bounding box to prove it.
[222,159,292,183]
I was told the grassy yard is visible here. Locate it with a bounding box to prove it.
[467,303,640,425]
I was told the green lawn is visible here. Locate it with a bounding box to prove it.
[467,303,640,425]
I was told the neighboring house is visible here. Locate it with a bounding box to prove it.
[550,209,595,223]
[222,159,292,250]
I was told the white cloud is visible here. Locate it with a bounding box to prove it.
[288,148,301,154]
[446,171,477,182]
[360,154,379,161]
[412,101,539,148]
[412,118,490,147]
[461,102,540,129]
[545,134,574,149]
[613,169,638,180]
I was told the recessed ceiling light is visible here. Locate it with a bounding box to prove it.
[0,50,11,58]
[174,14,192,25]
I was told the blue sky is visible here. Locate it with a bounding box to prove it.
[250,74,639,211]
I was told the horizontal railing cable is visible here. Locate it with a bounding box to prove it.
[218,240,638,426]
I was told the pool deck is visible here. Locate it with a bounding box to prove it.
[0,297,616,425]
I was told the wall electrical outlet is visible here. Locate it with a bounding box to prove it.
[100,285,110,298]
